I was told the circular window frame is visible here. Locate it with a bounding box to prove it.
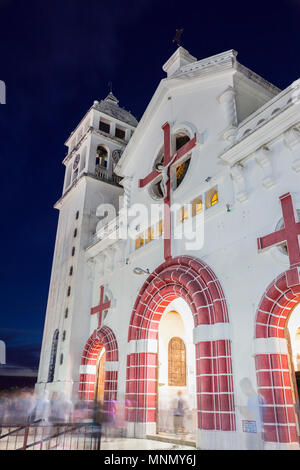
[148,130,193,201]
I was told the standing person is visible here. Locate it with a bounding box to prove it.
[173,391,185,435]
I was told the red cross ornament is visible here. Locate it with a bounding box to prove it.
[257,192,300,287]
[90,285,111,328]
[139,122,197,260]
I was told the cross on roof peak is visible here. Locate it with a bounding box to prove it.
[105,82,119,105]
[172,28,184,48]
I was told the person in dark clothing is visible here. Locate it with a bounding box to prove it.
[91,400,102,450]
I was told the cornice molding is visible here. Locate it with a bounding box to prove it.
[54,172,121,210]
[172,49,238,79]
[63,128,92,165]
[219,80,300,165]
[162,46,197,77]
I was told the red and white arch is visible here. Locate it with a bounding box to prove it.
[254,268,300,447]
[126,256,236,448]
[79,326,119,404]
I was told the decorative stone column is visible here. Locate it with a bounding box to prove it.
[217,86,238,144]
[230,164,248,203]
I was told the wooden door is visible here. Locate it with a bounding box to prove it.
[94,350,106,404]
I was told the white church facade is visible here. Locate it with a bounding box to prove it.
[36,46,300,450]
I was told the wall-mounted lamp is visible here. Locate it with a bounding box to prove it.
[133,267,150,275]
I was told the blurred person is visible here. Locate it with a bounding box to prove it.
[72,400,89,422]
[13,389,34,424]
[6,390,18,423]
[158,394,169,434]
[113,400,126,438]
[29,389,51,423]
[0,392,9,430]
[45,392,74,450]
[239,377,265,450]
[116,400,126,437]
[173,391,185,435]
[91,399,103,450]
[103,397,117,441]
[49,391,73,423]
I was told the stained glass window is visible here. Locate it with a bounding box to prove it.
[168,337,186,386]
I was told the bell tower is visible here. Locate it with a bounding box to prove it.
[63,91,137,194]
[36,91,138,398]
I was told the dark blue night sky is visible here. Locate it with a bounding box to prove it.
[0,0,299,370]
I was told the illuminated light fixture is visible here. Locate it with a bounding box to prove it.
[133,267,150,275]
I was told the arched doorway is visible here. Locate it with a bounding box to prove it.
[254,269,300,448]
[79,326,118,404]
[157,301,197,441]
[126,256,236,449]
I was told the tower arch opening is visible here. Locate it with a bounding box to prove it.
[95,145,109,170]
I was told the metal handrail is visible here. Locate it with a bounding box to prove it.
[0,421,102,451]
[0,424,28,439]
[18,422,89,451]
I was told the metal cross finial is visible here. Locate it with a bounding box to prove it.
[172,28,184,47]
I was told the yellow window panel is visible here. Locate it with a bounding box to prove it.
[211,191,218,206]
[157,219,164,237]
[145,227,154,244]
[177,206,188,224]
[135,234,144,249]
[205,187,219,209]
[192,197,202,216]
